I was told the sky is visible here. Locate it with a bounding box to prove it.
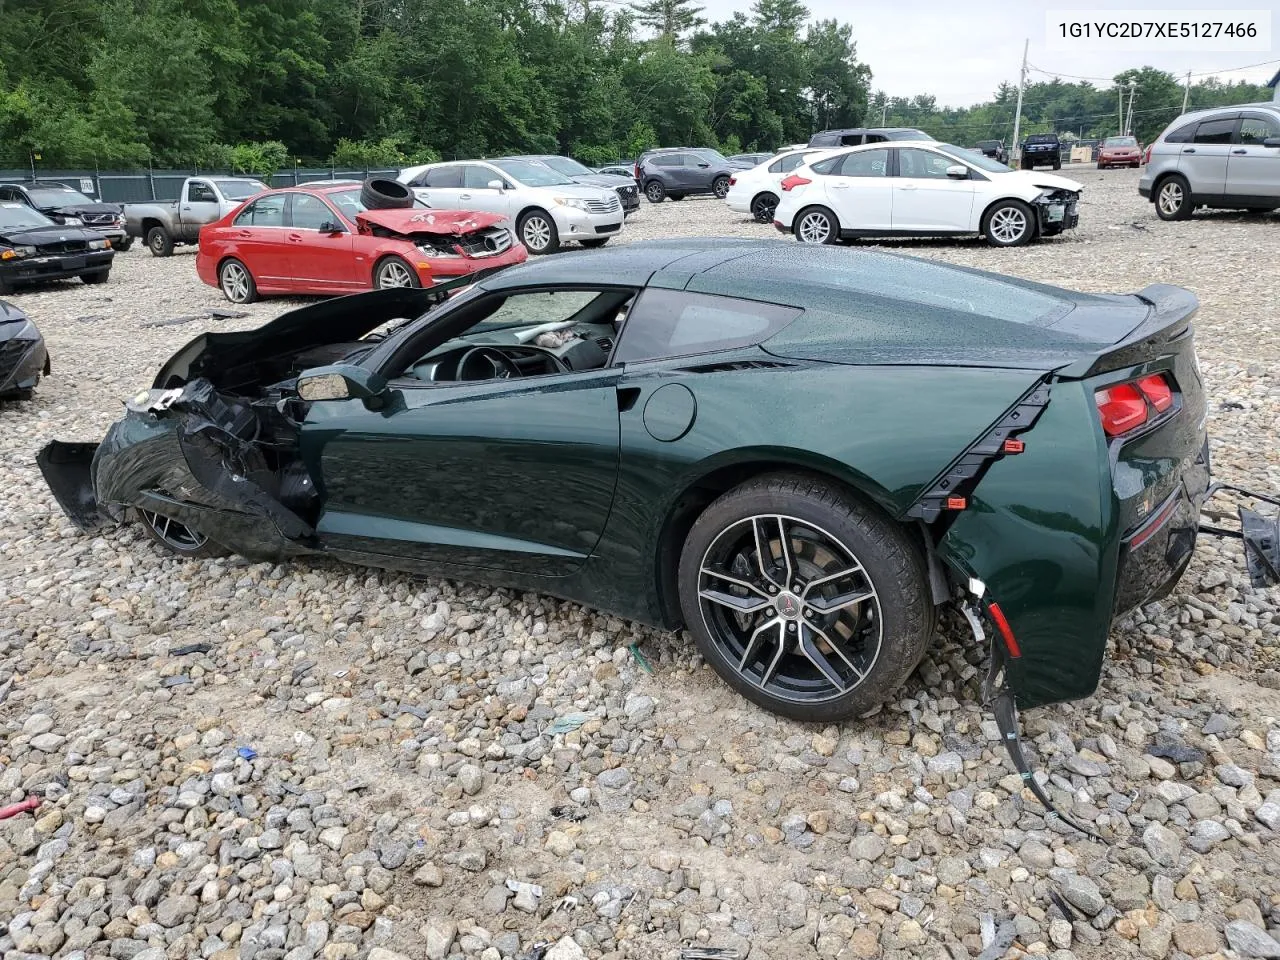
[697,0,1280,106]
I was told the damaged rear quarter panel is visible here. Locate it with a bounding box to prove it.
[937,382,1119,708]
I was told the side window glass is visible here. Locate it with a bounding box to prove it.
[188,181,217,203]
[463,166,497,189]
[898,148,954,179]
[1193,118,1237,144]
[290,193,336,229]
[233,195,286,227]
[613,289,802,364]
[1164,122,1198,144]
[423,166,462,188]
[837,149,889,177]
[1239,117,1279,144]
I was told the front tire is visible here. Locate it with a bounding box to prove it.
[138,510,229,559]
[982,199,1035,247]
[677,473,933,723]
[218,258,258,303]
[114,236,134,252]
[146,226,174,257]
[750,192,779,223]
[580,238,609,248]
[374,256,421,288]
[517,209,560,254]
[81,270,109,285]
[793,206,839,245]
[1155,175,1192,220]
[645,180,666,203]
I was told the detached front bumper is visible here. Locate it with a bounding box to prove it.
[1,250,114,286]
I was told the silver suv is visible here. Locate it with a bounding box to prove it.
[1139,104,1280,220]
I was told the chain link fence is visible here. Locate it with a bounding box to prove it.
[0,167,400,204]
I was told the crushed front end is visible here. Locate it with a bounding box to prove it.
[1031,187,1080,235]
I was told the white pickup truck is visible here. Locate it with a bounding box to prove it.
[125,176,267,256]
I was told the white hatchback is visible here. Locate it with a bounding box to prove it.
[398,158,624,255]
[724,147,837,222]
[773,141,1084,247]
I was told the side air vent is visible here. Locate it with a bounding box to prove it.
[681,359,796,373]
[595,337,614,351]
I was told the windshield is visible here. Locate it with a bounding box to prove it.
[694,149,729,163]
[27,186,95,207]
[536,156,593,177]
[491,159,574,187]
[1104,136,1138,147]
[1026,134,1058,144]
[936,143,1012,173]
[213,179,268,200]
[327,188,430,216]
[0,203,56,230]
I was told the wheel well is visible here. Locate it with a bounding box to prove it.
[1150,170,1186,199]
[652,461,932,626]
[216,254,248,277]
[515,205,551,226]
[142,218,164,236]
[793,203,839,231]
[751,190,779,206]
[371,252,412,279]
[978,195,1032,230]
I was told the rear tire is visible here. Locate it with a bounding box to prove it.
[750,192,779,223]
[147,226,174,257]
[677,473,933,722]
[982,199,1034,247]
[1155,175,1192,221]
[645,180,666,203]
[793,206,839,245]
[218,258,258,303]
[712,176,730,199]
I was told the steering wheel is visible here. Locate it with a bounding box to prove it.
[457,346,519,381]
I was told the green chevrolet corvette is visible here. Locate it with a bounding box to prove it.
[40,238,1244,725]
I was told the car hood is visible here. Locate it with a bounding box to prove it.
[151,280,482,391]
[569,173,636,189]
[355,208,507,237]
[42,201,122,217]
[0,224,104,245]
[529,183,616,201]
[1003,170,1084,193]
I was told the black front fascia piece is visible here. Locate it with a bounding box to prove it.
[1199,482,1280,587]
[37,441,104,529]
[907,382,1051,524]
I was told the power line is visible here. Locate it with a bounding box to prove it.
[1027,57,1280,86]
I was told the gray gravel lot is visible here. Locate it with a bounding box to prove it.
[2,167,1280,960]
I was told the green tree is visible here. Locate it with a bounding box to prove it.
[628,0,705,42]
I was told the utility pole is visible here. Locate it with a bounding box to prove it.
[1124,83,1136,136]
[1182,70,1191,114]
[1011,38,1029,167]
[1118,86,1124,134]
[881,102,887,125]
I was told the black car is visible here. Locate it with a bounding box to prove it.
[973,139,1007,164]
[635,148,735,203]
[0,202,115,295]
[506,155,641,215]
[0,299,49,399]
[0,181,130,250]
[807,127,933,148]
[1021,133,1062,170]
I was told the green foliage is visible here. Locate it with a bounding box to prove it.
[0,0,1270,173]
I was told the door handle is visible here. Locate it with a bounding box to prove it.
[182,206,191,210]
[287,232,303,241]
[237,229,251,237]
[830,182,849,189]
[1232,149,1247,155]
[459,193,472,200]
[899,184,917,190]
[1182,148,1196,154]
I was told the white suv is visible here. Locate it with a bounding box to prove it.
[1138,104,1280,220]
[398,158,624,254]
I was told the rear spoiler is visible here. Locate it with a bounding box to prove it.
[1054,283,1199,379]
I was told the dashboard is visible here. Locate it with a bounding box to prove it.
[404,320,617,383]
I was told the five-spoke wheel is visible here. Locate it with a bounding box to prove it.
[138,509,228,559]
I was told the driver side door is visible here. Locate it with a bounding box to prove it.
[301,288,627,578]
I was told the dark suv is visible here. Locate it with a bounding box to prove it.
[973,140,1007,163]
[807,127,932,148]
[1021,133,1062,170]
[635,148,735,203]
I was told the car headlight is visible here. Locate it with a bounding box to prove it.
[89,239,110,250]
[553,197,589,211]
[63,217,84,226]
[0,245,36,260]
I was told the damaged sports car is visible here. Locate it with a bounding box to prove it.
[37,239,1279,727]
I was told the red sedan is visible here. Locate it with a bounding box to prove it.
[196,183,527,303]
[1097,136,1142,169]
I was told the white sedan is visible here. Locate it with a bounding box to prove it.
[772,141,1083,247]
[724,147,836,222]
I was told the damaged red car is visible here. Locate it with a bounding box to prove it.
[195,181,527,303]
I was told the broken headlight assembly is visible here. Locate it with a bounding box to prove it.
[0,245,37,260]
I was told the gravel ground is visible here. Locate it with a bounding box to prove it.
[2,167,1280,960]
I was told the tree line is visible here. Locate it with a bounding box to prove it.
[0,0,1270,175]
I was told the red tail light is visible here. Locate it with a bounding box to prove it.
[728,175,737,186]
[1136,374,1173,412]
[1094,373,1174,437]
[634,163,641,180]
[780,174,810,192]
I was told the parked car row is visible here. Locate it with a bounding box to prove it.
[0,201,115,295]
